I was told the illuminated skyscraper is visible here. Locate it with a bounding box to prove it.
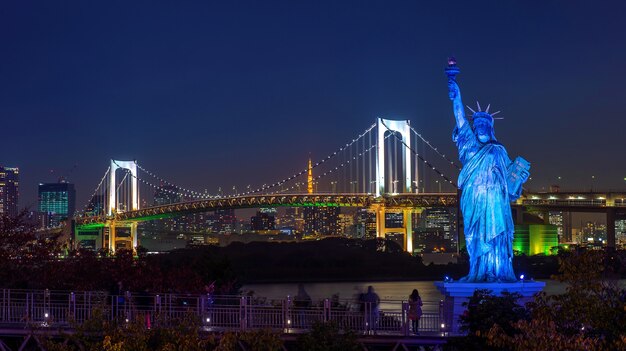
[38,181,76,228]
[251,208,276,231]
[417,207,458,251]
[215,209,236,234]
[355,209,377,239]
[303,206,340,235]
[0,166,19,218]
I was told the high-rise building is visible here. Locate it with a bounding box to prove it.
[251,208,276,231]
[355,209,377,239]
[581,221,607,245]
[214,209,236,234]
[303,206,340,235]
[417,207,458,251]
[548,211,573,242]
[38,181,76,228]
[280,207,304,233]
[0,166,19,218]
[616,220,626,249]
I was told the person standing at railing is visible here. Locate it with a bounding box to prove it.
[135,289,152,329]
[293,284,312,327]
[361,286,380,333]
[407,289,423,335]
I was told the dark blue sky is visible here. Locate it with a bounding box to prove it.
[2,1,626,208]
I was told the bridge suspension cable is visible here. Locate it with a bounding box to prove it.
[380,120,458,189]
[225,122,377,197]
[135,163,216,199]
[77,167,110,216]
[409,125,461,170]
[267,132,393,195]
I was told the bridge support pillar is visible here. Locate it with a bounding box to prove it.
[372,204,417,253]
[107,221,138,254]
[607,208,616,249]
[109,222,116,253]
[403,208,413,254]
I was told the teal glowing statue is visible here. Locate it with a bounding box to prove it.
[446,58,530,282]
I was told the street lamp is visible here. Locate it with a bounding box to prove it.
[330,181,337,193]
[436,180,441,193]
[392,180,399,194]
[370,180,376,195]
[350,181,357,193]
[591,175,595,192]
[412,180,419,194]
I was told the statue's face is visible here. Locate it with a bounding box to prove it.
[474,120,492,143]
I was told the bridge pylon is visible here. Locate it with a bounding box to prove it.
[376,118,412,197]
[109,160,138,216]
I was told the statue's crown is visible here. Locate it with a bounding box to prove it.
[466,101,501,125]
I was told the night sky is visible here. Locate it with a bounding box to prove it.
[2,1,626,209]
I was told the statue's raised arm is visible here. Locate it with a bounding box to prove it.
[445,57,466,129]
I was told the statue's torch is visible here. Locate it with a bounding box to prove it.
[445,56,460,81]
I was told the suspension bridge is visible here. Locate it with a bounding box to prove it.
[72,118,626,252]
[73,118,464,253]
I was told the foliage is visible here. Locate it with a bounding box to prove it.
[0,212,240,294]
[444,289,529,351]
[0,210,62,288]
[42,310,283,351]
[296,321,360,351]
[487,250,626,351]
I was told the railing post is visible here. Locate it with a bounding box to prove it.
[44,289,50,325]
[69,292,76,321]
[439,299,446,335]
[363,302,370,334]
[87,291,92,319]
[125,291,132,323]
[284,296,292,330]
[239,296,247,331]
[402,301,409,336]
[323,299,330,323]
[1,289,7,321]
[26,292,31,324]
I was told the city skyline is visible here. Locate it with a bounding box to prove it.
[2,1,626,209]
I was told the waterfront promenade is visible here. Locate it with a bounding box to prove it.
[0,288,448,350]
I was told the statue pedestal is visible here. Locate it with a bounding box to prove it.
[434,281,545,335]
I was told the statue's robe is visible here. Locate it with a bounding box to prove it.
[453,123,516,282]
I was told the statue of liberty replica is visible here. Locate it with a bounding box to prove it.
[436,58,542,334]
[446,57,530,282]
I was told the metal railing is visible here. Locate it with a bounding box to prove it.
[0,289,444,336]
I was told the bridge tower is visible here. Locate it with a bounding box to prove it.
[374,118,414,253]
[107,159,139,253]
[108,160,138,215]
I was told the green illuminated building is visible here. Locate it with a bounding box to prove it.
[513,224,559,255]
